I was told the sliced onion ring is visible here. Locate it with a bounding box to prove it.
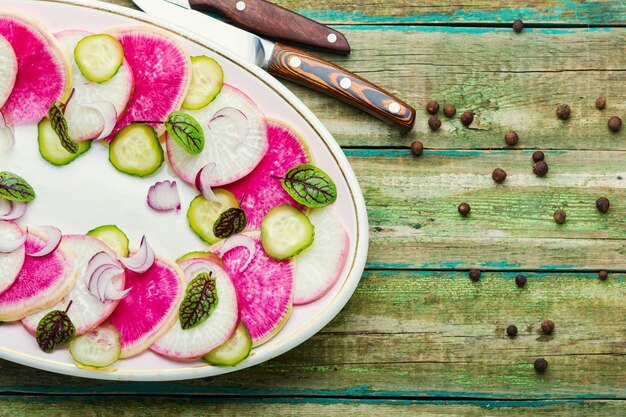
[103,277,132,302]
[215,234,256,272]
[85,101,118,140]
[0,228,26,253]
[85,251,118,288]
[209,107,249,145]
[183,261,213,281]
[147,180,181,212]
[0,200,27,221]
[27,226,62,257]
[0,111,15,153]
[195,162,218,201]
[120,236,155,273]
[88,263,120,298]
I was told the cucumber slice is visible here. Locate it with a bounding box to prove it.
[37,118,91,166]
[261,205,314,260]
[109,124,164,177]
[74,34,124,83]
[87,225,130,257]
[204,321,252,366]
[69,323,121,368]
[187,189,239,244]
[182,56,223,110]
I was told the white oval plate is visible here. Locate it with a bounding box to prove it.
[0,0,368,381]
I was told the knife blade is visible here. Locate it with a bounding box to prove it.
[131,0,416,132]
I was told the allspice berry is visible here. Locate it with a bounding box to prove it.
[492,168,507,183]
[595,197,610,213]
[595,97,606,110]
[556,104,571,120]
[553,209,566,224]
[534,358,548,373]
[598,270,608,281]
[504,131,519,146]
[515,274,527,287]
[512,19,524,33]
[460,111,474,126]
[469,269,481,281]
[458,202,471,216]
[533,160,549,177]
[411,141,424,156]
[506,325,518,337]
[443,104,456,118]
[428,116,441,131]
[608,116,622,132]
[541,319,555,335]
[532,150,545,162]
[426,100,439,114]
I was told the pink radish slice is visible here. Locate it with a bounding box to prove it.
[0,228,76,321]
[0,34,16,109]
[224,120,311,229]
[0,14,70,124]
[167,84,267,186]
[107,256,185,358]
[214,233,293,346]
[151,258,238,359]
[0,221,25,296]
[105,27,191,140]
[292,207,349,305]
[22,235,125,336]
[55,30,134,141]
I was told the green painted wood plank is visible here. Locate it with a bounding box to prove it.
[0,271,623,399]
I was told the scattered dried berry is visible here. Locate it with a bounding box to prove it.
[492,168,507,183]
[469,269,481,281]
[598,270,608,281]
[458,202,471,216]
[426,100,439,114]
[504,131,519,146]
[595,97,606,110]
[553,209,566,224]
[443,104,456,118]
[608,116,622,132]
[532,150,545,162]
[411,141,424,156]
[515,274,527,287]
[556,104,571,120]
[541,319,555,335]
[512,19,524,33]
[534,358,548,373]
[506,325,518,337]
[595,197,610,213]
[460,111,474,126]
[428,116,441,131]
[533,160,549,177]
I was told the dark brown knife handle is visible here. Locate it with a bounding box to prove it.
[190,0,350,54]
[268,43,415,132]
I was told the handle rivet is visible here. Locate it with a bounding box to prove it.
[389,102,401,114]
[340,77,352,89]
[289,57,302,68]
[327,33,338,43]
[236,1,246,11]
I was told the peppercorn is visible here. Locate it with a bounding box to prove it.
[443,104,456,118]
[595,197,610,213]
[506,325,518,337]
[608,116,622,132]
[411,141,424,156]
[492,168,507,183]
[595,97,606,110]
[532,150,545,162]
[504,131,519,146]
[426,100,439,115]
[515,274,527,287]
[428,115,441,131]
[553,209,566,224]
[556,104,571,120]
[512,19,524,33]
[469,269,481,281]
[458,202,471,216]
[460,111,474,126]
[598,270,608,280]
[541,319,555,335]
[533,160,549,177]
[534,358,548,373]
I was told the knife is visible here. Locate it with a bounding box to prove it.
[131,0,416,132]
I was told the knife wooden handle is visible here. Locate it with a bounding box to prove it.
[268,44,415,132]
[189,0,350,54]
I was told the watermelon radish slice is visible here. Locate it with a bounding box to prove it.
[0,221,25,296]
[0,34,17,110]
[224,120,310,229]
[55,30,134,141]
[0,228,76,321]
[22,235,125,336]
[292,207,349,305]
[151,257,238,359]
[166,84,267,186]
[105,27,191,140]
[107,255,184,358]
[0,13,70,124]
[213,233,293,346]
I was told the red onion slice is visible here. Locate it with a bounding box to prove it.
[0,228,26,253]
[209,107,249,145]
[182,260,213,281]
[0,111,15,152]
[195,162,218,201]
[120,236,155,273]
[27,226,62,257]
[147,180,181,212]
[103,277,132,301]
[0,200,27,221]
[85,250,118,288]
[215,234,256,272]
[84,101,118,140]
[92,265,125,302]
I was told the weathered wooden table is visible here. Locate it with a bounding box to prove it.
[3,1,625,415]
